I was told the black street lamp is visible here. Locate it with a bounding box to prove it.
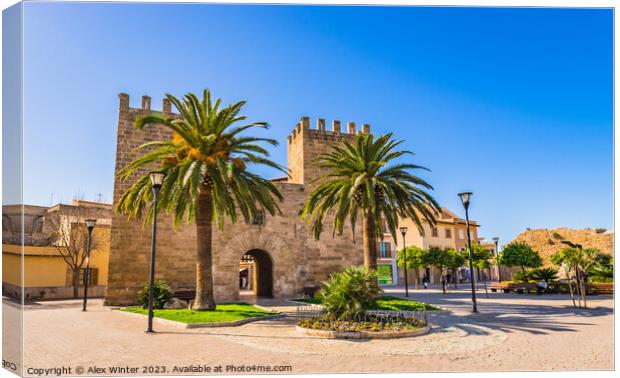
[146,171,166,333]
[400,226,409,297]
[82,219,96,312]
[458,192,477,313]
[492,237,501,282]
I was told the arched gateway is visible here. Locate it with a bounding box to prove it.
[213,229,307,302]
[239,249,273,298]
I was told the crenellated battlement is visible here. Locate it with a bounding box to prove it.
[118,93,174,116]
[287,116,371,144]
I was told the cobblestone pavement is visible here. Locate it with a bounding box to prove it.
[7,286,614,375]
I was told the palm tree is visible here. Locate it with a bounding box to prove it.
[300,132,439,274]
[116,90,285,310]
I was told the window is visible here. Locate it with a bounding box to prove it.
[431,227,438,237]
[458,229,465,239]
[251,211,264,225]
[379,242,391,258]
[79,268,98,286]
[445,228,452,238]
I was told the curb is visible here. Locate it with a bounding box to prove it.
[113,308,285,329]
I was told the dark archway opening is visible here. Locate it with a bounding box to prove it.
[239,249,273,298]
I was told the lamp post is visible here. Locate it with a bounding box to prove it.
[492,237,501,282]
[458,192,477,313]
[82,219,96,312]
[146,171,166,333]
[400,226,409,297]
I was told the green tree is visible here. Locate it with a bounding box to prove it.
[588,254,613,283]
[425,247,457,294]
[116,90,285,310]
[446,248,466,289]
[397,245,427,289]
[466,244,493,282]
[498,242,543,273]
[550,247,601,308]
[300,133,439,274]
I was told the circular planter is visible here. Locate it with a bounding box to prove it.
[295,324,430,339]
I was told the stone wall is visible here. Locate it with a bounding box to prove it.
[105,94,369,305]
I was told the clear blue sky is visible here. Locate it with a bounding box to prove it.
[18,3,613,244]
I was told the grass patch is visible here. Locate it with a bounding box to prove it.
[121,303,275,324]
[294,295,439,311]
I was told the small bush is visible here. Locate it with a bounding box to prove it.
[552,232,564,240]
[137,280,173,309]
[512,270,535,283]
[595,228,607,234]
[317,266,381,320]
[530,267,559,284]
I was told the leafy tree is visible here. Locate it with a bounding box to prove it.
[587,253,613,283]
[445,248,466,288]
[116,90,285,310]
[498,242,543,273]
[425,247,459,293]
[317,266,381,320]
[397,245,427,289]
[550,247,601,308]
[300,133,439,275]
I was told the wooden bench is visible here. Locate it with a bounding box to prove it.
[302,285,320,298]
[173,290,196,302]
[588,283,613,295]
[489,282,541,294]
[489,282,510,293]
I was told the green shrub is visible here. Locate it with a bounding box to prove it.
[530,267,559,284]
[137,280,173,309]
[512,270,534,282]
[317,266,381,320]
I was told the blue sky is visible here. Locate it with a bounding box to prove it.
[16,3,613,244]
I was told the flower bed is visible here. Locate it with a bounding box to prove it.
[299,315,425,332]
[296,310,430,339]
[296,314,430,339]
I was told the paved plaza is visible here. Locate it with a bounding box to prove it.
[5,286,614,375]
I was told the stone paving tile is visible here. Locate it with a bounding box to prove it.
[9,288,615,374]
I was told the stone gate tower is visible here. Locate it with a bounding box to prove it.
[105,93,371,305]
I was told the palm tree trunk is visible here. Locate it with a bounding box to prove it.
[362,212,378,272]
[192,184,217,311]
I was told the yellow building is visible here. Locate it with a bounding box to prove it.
[379,207,493,286]
[2,200,111,300]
